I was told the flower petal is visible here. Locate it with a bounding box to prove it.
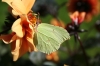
[11,38,21,54]
[12,18,24,38]
[12,9,19,16]
[11,41,18,61]
[13,38,29,61]
[79,12,86,23]
[11,0,27,15]
[69,11,79,21]
[11,38,21,61]
[22,0,36,14]
[25,21,37,51]
[19,38,29,56]
[2,0,13,6]
[27,36,37,52]
[13,50,19,61]
[0,32,16,44]
[2,0,27,15]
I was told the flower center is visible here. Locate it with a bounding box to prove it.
[75,1,92,13]
[27,11,37,24]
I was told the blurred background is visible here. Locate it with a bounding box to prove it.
[0,0,100,66]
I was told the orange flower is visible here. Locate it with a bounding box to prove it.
[46,51,59,62]
[0,0,37,61]
[67,0,99,23]
[69,11,86,24]
[50,18,65,28]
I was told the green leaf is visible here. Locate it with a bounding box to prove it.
[34,23,70,54]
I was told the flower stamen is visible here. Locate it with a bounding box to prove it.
[27,11,37,24]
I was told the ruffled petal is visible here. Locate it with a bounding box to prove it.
[13,50,19,61]
[22,0,36,14]
[12,18,24,38]
[22,19,33,35]
[11,39,21,54]
[0,32,16,44]
[15,38,29,61]
[11,0,27,15]
[69,11,86,23]
[11,38,21,61]
[12,9,19,16]
[27,35,37,52]
[19,38,29,57]
[2,0,13,7]
[26,30,37,52]
[69,11,79,21]
[79,12,86,23]
[2,0,27,15]
[11,40,19,61]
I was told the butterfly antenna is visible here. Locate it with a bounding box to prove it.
[37,13,41,24]
[38,13,40,20]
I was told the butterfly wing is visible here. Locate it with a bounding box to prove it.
[34,23,70,54]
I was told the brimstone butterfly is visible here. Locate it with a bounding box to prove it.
[34,23,70,54]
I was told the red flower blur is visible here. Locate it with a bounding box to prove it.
[67,0,99,23]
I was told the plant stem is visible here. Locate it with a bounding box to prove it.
[76,33,89,66]
[66,41,72,55]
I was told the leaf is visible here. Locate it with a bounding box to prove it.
[34,23,70,54]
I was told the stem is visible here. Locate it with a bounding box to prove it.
[76,33,89,66]
[73,34,78,54]
[66,41,72,55]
